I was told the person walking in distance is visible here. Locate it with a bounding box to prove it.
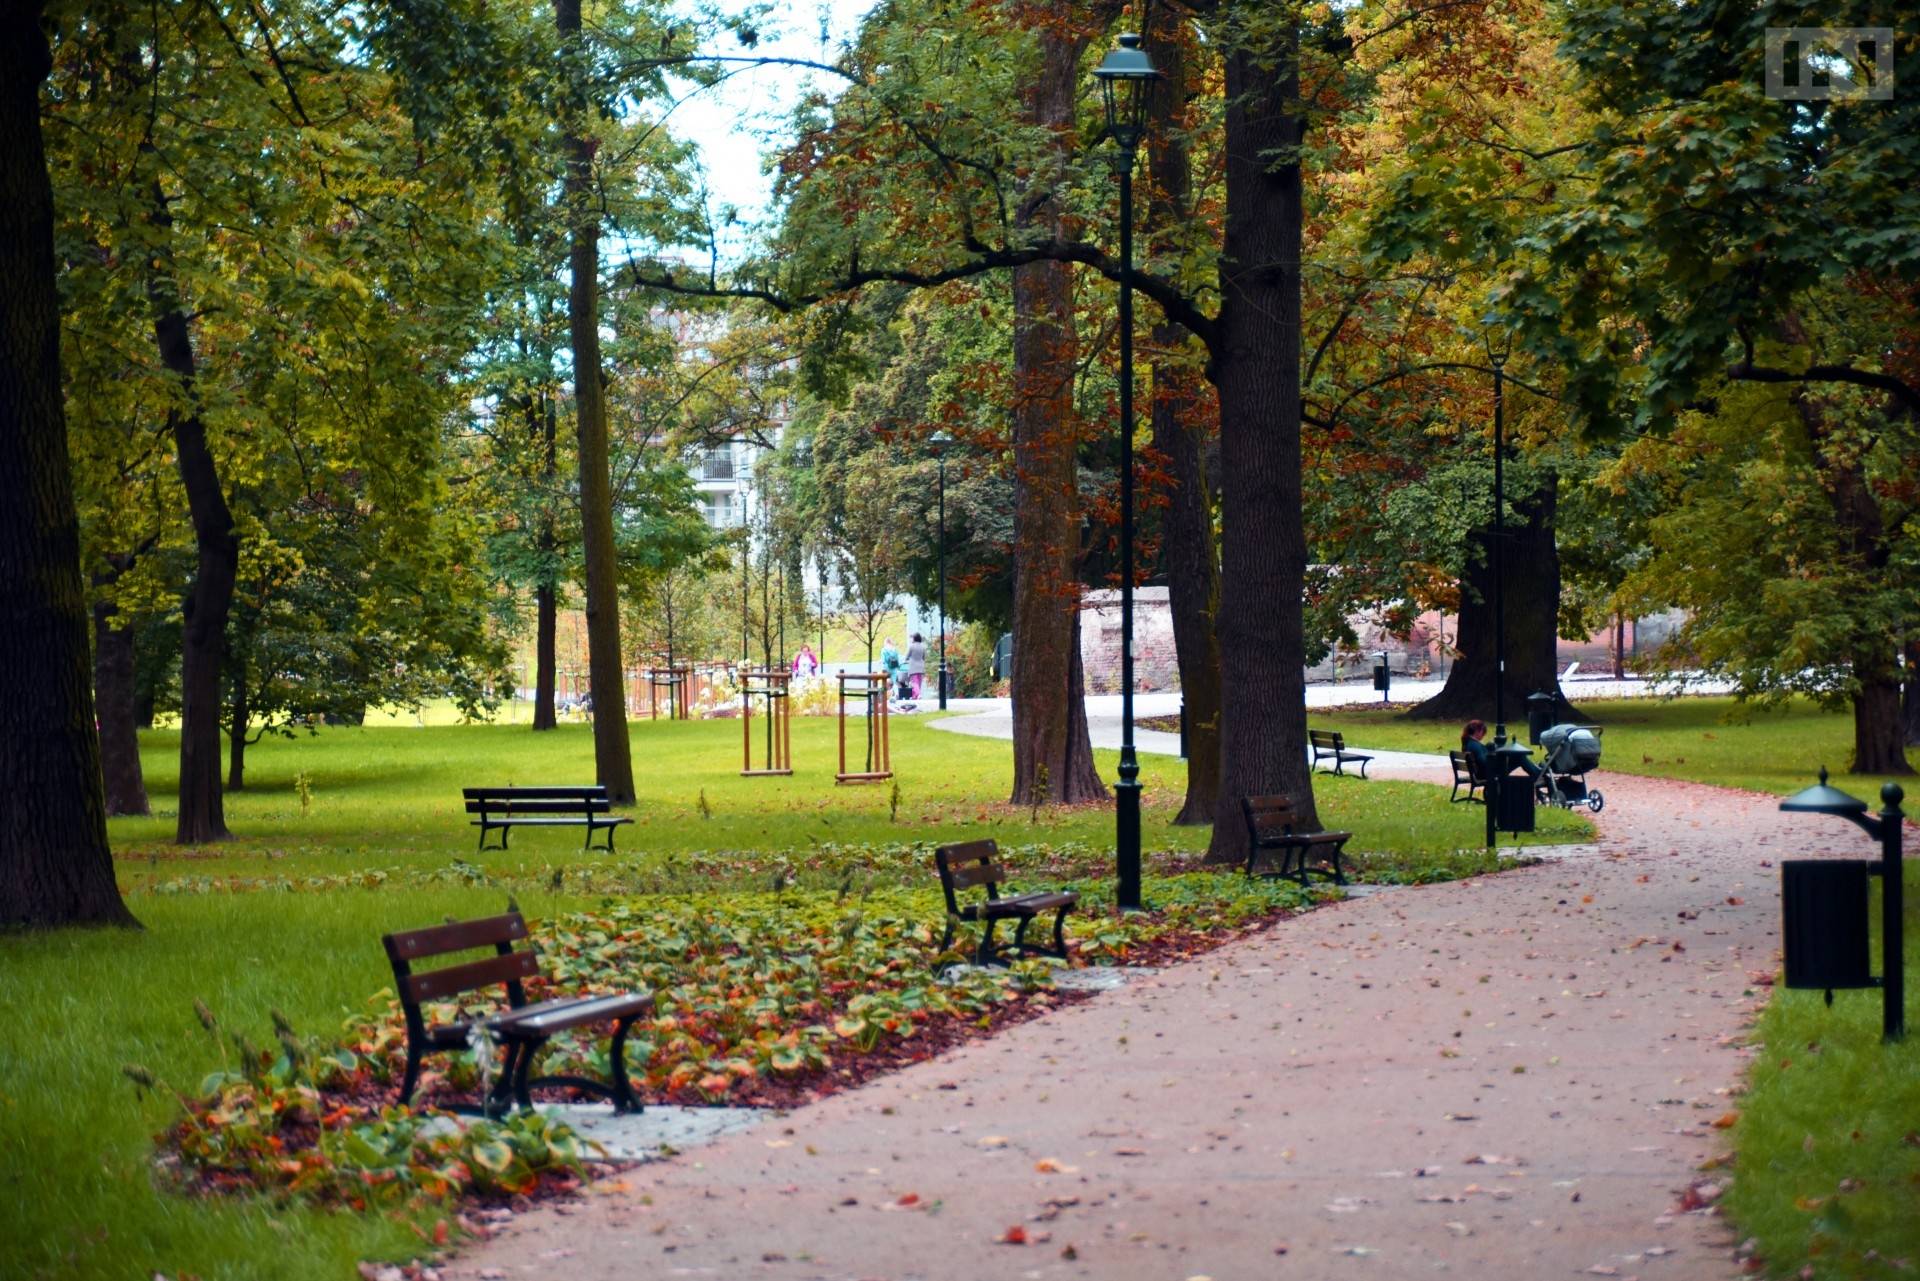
[905,632,927,701]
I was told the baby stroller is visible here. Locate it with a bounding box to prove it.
[1535,723,1604,813]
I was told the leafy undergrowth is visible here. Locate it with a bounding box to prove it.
[143,872,1327,1216]
[1722,866,1920,1280]
[136,835,1531,900]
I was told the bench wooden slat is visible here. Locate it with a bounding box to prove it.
[491,991,655,1037]
[385,912,528,962]
[934,839,1076,967]
[465,799,614,815]
[463,786,611,800]
[402,949,539,1004]
[383,909,647,1115]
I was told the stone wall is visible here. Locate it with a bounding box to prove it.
[1079,587,1178,693]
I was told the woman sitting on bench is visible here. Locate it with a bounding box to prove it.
[1461,718,1541,780]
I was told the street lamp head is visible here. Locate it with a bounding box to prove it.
[928,430,953,457]
[1093,33,1159,155]
[1780,766,1871,816]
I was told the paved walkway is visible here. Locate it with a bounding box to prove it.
[451,760,1867,1281]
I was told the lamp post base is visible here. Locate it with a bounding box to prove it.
[1116,777,1143,910]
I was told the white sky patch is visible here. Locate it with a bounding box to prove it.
[665,0,876,260]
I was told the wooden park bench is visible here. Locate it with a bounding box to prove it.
[1241,794,1352,886]
[382,911,652,1115]
[934,839,1079,967]
[1309,729,1373,778]
[1449,750,1485,804]
[462,785,631,852]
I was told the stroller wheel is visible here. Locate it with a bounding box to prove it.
[1587,789,1604,813]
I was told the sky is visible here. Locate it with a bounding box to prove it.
[664,0,878,261]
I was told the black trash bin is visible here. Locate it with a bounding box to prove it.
[1526,691,1556,745]
[1781,860,1874,992]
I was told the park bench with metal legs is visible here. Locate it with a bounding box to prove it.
[462,785,631,852]
[381,911,652,1116]
[934,840,1078,967]
[1241,794,1352,886]
[1449,750,1485,803]
[1309,729,1373,778]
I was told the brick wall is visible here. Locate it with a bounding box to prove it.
[1079,587,1179,693]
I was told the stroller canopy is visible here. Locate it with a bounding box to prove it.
[1539,723,1603,773]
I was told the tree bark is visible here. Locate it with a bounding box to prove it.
[1205,25,1318,861]
[533,580,558,730]
[1407,472,1575,727]
[1852,671,1912,775]
[1007,9,1105,806]
[1143,14,1221,826]
[93,592,149,816]
[556,0,635,800]
[0,6,139,927]
[149,181,238,842]
[531,387,558,731]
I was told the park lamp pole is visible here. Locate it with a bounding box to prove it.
[1781,771,1906,1042]
[1490,349,1508,746]
[737,473,750,667]
[1094,32,1159,912]
[930,430,953,710]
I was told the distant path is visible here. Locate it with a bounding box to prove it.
[452,769,1852,1281]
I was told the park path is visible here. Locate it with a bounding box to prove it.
[449,766,1855,1281]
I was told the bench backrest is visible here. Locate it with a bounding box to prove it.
[1241,793,1310,847]
[1452,750,1485,783]
[1308,729,1341,749]
[382,912,535,1017]
[463,786,611,817]
[934,839,1010,915]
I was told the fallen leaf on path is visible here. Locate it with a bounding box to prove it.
[999,1225,1028,1245]
[977,1135,1009,1148]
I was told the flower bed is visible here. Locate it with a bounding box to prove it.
[141,872,1316,1213]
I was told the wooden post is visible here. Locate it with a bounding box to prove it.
[835,672,892,784]
[740,669,792,776]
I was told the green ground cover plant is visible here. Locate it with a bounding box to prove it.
[1313,695,1913,799]
[1,717,1579,1280]
[1721,863,1919,1281]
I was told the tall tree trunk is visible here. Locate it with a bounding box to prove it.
[1143,13,1221,826]
[1008,9,1104,806]
[556,0,634,800]
[1799,396,1909,775]
[93,592,149,816]
[1206,25,1317,861]
[146,173,237,842]
[532,388,558,731]
[533,580,558,730]
[0,6,138,927]
[1852,670,1912,775]
[226,656,248,792]
[1407,472,1574,726]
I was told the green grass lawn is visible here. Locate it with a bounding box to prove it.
[109,714,1588,885]
[2,715,1583,1281]
[1722,863,1920,1281]
[1314,694,1914,800]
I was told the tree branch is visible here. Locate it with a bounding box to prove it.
[620,245,1219,349]
[1727,359,1920,415]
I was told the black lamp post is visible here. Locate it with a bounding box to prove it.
[929,430,952,710]
[1094,32,1159,912]
[1780,769,1906,1042]
[1483,347,1535,847]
